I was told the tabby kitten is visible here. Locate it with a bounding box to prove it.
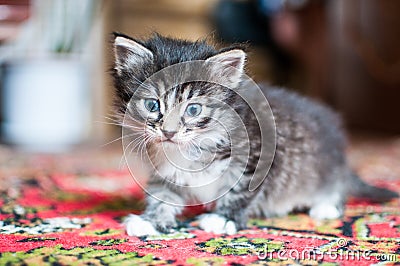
[112,33,398,236]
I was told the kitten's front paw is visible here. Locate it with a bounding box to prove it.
[124,214,160,236]
[198,213,237,235]
[309,204,341,220]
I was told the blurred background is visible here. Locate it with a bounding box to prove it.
[0,0,400,152]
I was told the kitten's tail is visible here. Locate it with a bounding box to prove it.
[348,172,399,202]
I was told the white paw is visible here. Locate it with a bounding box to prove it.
[198,213,237,235]
[309,204,340,220]
[123,214,160,236]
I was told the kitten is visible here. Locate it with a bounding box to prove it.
[111,33,398,236]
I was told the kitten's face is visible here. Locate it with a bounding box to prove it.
[128,82,231,153]
[113,34,246,159]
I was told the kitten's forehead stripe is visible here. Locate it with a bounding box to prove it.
[181,84,192,102]
[167,87,178,111]
[187,87,195,100]
[179,84,187,96]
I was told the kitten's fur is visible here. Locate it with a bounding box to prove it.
[112,33,398,236]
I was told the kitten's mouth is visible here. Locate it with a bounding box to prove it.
[156,138,176,144]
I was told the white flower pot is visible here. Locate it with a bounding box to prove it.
[2,58,90,152]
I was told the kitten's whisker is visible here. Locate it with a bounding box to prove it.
[100,122,143,131]
[125,137,145,165]
[95,121,122,127]
[102,115,122,123]
[138,136,152,163]
[129,136,147,153]
[124,134,146,156]
[96,118,144,131]
[121,121,144,129]
[100,133,137,147]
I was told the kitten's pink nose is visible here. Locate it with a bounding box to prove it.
[162,130,177,140]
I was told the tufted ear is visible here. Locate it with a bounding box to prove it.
[205,49,246,88]
[114,36,153,75]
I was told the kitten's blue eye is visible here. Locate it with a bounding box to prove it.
[185,103,202,117]
[144,98,160,112]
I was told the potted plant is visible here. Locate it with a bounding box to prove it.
[1,0,100,152]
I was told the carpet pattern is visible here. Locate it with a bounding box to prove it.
[0,136,399,265]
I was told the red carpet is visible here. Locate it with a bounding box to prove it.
[0,136,399,265]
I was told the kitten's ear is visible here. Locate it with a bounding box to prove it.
[114,36,153,75]
[205,49,246,88]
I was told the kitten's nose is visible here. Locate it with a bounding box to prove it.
[162,130,177,140]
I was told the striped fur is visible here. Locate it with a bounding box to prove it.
[112,33,398,236]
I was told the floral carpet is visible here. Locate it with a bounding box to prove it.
[0,135,399,265]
